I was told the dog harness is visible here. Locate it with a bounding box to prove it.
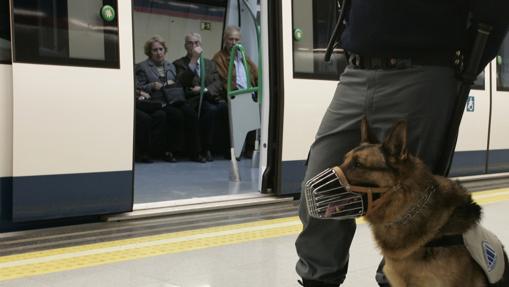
[426,225,507,285]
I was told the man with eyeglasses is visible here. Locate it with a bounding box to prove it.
[213,26,258,159]
[174,32,228,162]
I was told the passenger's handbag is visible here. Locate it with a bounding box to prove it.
[136,100,165,113]
[162,85,186,105]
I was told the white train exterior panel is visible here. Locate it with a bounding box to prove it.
[281,0,338,161]
[11,1,134,177]
[488,62,509,151]
[0,65,12,178]
[454,68,491,152]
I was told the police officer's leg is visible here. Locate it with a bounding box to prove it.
[370,65,457,175]
[296,67,370,286]
[367,65,458,286]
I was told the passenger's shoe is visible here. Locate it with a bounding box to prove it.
[204,150,214,162]
[192,154,207,163]
[162,151,177,162]
[135,153,153,163]
[298,279,340,287]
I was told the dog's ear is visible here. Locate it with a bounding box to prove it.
[382,120,408,161]
[360,117,378,144]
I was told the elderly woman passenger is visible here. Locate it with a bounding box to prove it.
[135,35,206,163]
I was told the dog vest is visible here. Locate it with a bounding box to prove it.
[463,224,506,285]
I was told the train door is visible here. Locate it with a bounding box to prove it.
[131,0,269,206]
[0,0,12,223]
[487,34,509,173]
[9,1,134,221]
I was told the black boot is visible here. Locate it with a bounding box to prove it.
[162,151,177,162]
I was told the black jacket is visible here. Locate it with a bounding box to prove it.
[173,56,224,108]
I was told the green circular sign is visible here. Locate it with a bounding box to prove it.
[101,5,116,22]
[497,55,503,65]
[293,28,303,41]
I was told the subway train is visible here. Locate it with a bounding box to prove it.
[0,0,508,231]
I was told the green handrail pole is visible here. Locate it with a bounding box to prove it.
[226,43,259,181]
[238,0,263,169]
[240,0,262,103]
[227,43,255,97]
[197,54,205,119]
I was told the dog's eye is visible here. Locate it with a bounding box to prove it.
[352,159,363,168]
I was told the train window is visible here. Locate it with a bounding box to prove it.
[12,0,119,68]
[0,0,11,63]
[292,0,345,80]
[497,33,509,91]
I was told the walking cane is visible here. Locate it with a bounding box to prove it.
[434,23,493,176]
[197,54,205,119]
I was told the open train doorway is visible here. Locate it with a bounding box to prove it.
[131,0,266,205]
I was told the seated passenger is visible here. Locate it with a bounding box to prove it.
[213,26,258,158]
[136,35,206,163]
[213,26,258,95]
[174,32,228,162]
[134,89,167,163]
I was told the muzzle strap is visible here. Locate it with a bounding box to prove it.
[332,166,392,215]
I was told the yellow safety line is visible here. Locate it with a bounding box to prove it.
[0,188,508,281]
[471,187,509,204]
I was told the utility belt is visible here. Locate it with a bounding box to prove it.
[347,52,460,70]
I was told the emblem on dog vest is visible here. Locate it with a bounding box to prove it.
[483,241,497,272]
[464,225,506,284]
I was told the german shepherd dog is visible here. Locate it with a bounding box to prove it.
[338,119,508,287]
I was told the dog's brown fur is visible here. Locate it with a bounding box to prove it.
[340,119,491,287]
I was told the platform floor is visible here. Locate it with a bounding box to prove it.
[0,189,508,287]
[134,158,259,203]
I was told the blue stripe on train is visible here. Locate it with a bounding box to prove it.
[8,171,133,223]
[279,150,509,195]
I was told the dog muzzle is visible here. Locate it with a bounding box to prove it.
[304,166,392,219]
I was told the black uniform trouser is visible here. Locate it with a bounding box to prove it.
[135,108,166,156]
[295,64,458,285]
[165,102,201,156]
